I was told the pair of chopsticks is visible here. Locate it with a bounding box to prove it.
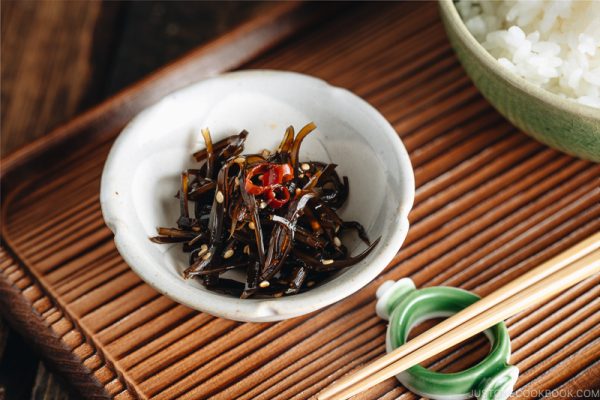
[316,232,600,400]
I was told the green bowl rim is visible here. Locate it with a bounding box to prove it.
[438,0,600,122]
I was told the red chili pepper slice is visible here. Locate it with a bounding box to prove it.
[244,163,293,198]
[244,164,269,195]
[265,185,290,208]
[262,163,293,187]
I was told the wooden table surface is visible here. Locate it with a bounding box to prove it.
[2,2,598,400]
[0,2,267,397]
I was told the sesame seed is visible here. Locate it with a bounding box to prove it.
[321,259,334,265]
[215,190,224,203]
[333,237,342,247]
[262,149,271,158]
[243,245,250,255]
[223,249,234,259]
[259,201,267,209]
[298,174,304,179]
[197,244,208,257]
[249,221,256,230]
[259,280,270,288]
[234,177,240,186]
[301,163,310,171]
[202,252,212,260]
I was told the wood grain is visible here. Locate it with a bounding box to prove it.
[0,248,110,398]
[0,1,105,156]
[104,1,273,94]
[1,2,598,399]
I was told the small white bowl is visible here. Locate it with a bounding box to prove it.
[100,70,414,322]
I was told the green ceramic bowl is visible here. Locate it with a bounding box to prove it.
[438,0,600,162]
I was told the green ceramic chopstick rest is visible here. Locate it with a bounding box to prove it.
[375,278,519,400]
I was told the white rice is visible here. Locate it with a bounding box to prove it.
[456,0,600,109]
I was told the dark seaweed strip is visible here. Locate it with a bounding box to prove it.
[312,199,343,242]
[319,169,349,209]
[276,126,295,163]
[201,128,216,179]
[342,221,371,246]
[188,180,216,200]
[150,236,191,244]
[241,261,260,299]
[151,226,204,244]
[184,160,232,277]
[193,133,239,162]
[228,198,246,238]
[177,172,196,229]
[290,122,316,175]
[293,237,380,272]
[204,277,245,297]
[285,265,308,294]
[219,130,248,161]
[295,226,327,249]
[240,173,266,266]
[193,260,247,275]
[187,231,208,247]
[261,193,316,282]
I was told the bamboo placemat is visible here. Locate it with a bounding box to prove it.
[1,2,598,399]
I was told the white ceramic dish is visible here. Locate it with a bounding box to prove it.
[100,70,414,322]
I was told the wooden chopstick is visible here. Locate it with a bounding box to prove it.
[317,233,600,400]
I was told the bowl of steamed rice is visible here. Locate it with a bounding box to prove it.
[439,0,600,161]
